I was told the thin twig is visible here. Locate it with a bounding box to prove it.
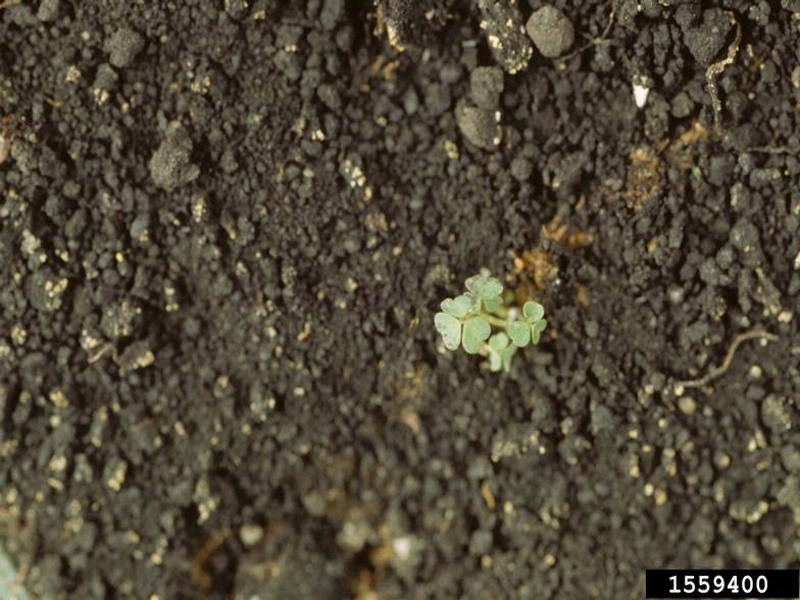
[87,343,120,365]
[13,560,30,595]
[673,330,779,391]
[706,15,741,128]
[0,0,22,9]
[744,145,800,155]
[561,9,616,62]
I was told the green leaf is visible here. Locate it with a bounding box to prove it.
[482,294,503,314]
[530,319,547,344]
[480,277,503,299]
[462,316,490,354]
[488,332,509,352]
[501,345,517,372]
[456,293,477,314]
[465,275,503,300]
[508,321,531,347]
[434,313,461,350]
[440,298,458,316]
[488,333,509,371]
[464,275,482,295]
[489,349,502,371]
[523,300,545,322]
[441,294,473,318]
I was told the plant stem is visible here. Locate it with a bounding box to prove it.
[492,305,509,318]
[481,312,508,329]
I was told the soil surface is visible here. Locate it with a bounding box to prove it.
[2,1,800,599]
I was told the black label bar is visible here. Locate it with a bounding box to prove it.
[646,569,799,598]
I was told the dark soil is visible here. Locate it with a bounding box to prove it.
[2,1,800,599]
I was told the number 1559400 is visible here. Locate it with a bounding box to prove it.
[646,569,798,598]
[669,573,767,596]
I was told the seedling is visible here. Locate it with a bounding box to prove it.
[434,274,547,372]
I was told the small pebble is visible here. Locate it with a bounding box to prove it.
[106,27,145,68]
[239,525,264,547]
[36,0,59,22]
[510,156,533,181]
[470,66,504,110]
[526,5,575,58]
[678,396,697,415]
[456,103,501,150]
[149,125,199,191]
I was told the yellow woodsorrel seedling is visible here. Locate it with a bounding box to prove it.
[434,274,547,372]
